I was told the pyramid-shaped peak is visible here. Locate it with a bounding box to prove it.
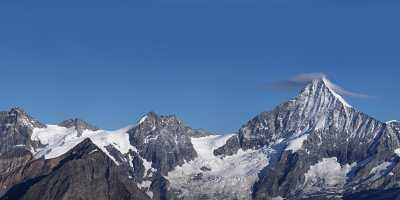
[9,107,32,116]
[10,107,25,113]
[321,77,352,108]
[299,76,352,108]
[302,76,333,91]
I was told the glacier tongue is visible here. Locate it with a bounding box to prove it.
[167,134,272,200]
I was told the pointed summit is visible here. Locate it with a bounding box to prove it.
[321,77,352,107]
[0,108,45,154]
[295,76,352,109]
[5,107,46,128]
[9,107,25,114]
[137,111,158,125]
[128,112,198,175]
[238,76,359,150]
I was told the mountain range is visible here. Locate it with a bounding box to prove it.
[0,77,399,200]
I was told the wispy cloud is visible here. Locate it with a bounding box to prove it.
[262,72,369,98]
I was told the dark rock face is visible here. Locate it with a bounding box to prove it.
[149,174,175,200]
[0,138,151,200]
[0,148,32,175]
[0,108,45,155]
[0,109,195,200]
[342,123,400,194]
[343,188,400,200]
[122,149,176,200]
[0,108,46,196]
[59,118,99,136]
[128,112,197,175]
[213,135,240,156]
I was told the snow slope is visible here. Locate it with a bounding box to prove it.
[31,124,158,198]
[322,77,352,108]
[285,134,309,152]
[303,157,353,195]
[167,134,272,200]
[31,125,137,164]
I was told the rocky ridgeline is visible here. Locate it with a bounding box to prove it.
[0,78,399,199]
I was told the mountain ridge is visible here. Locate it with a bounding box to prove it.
[0,77,399,200]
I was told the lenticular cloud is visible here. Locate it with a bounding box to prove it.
[265,72,369,98]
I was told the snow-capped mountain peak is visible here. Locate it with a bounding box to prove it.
[0,78,397,200]
[6,107,46,128]
[296,76,352,109]
[321,77,352,108]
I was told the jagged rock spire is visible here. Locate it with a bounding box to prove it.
[128,111,197,175]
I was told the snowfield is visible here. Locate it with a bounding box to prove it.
[31,124,273,200]
[29,121,367,200]
[31,125,137,164]
[303,157,354,195]
[285,134,309,152]
[31,124,156,197]
[167,134,272,200]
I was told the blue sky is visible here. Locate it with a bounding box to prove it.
[0,0,399,133]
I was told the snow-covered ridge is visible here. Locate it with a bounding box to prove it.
[31,124,136,164]
[32,124,156,198]
[138,115,148,125]
[321,77,352,108]
[386,120,399,124]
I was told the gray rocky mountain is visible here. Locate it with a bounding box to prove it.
[0,77,399,200]
[127,112,198,176]
[0,108,47,197]
[0,108,45,155]
[0,138,151,200]
[215,77,400,199]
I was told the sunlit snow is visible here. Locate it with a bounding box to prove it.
[304,157,353,193]
[167,134,272,200]
[31,125,136,164]
[285,134,309,152]
[395,148,400,157]
[322,77,352,108]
